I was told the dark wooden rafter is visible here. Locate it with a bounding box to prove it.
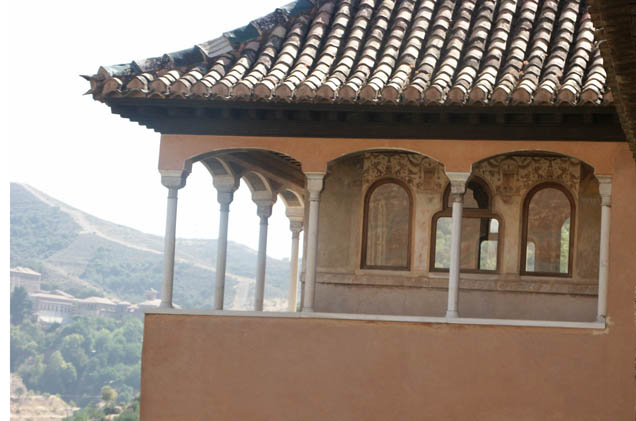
[109,98,625,141]
[589,0,636,158]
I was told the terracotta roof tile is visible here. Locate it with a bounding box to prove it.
[491,0,539,104]
[417,0,477,104]
[557,10,595,104]
[90,0,612,107]
[447,0,498,104]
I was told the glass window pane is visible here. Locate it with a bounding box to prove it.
[480,241,498,270]
[365,182,410,268]
[434,217,452,269]
[489,219,499,234]
[434,217,499,271]
[525,242,536,272]
[525,187,571,274]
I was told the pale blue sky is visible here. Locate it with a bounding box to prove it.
[6,0,299,259]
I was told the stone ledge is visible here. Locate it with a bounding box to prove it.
[316,271,599,295]
[144,309,605,330]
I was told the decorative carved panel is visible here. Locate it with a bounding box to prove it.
[472,156,581,200]
[361,152,444,192]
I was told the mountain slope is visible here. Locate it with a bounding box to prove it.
[10,183,290,310]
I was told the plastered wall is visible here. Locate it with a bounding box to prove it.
[313,152,602,320]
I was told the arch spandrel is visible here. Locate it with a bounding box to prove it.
[471,154,584,202]
[359,151,446,194]
[159,134,624,176]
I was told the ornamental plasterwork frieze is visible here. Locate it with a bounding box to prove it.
[362,152,444,192]
[472,156,581,200]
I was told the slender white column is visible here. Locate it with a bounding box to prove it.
[159,171,188,308]
[287,220,303,312]
[303,173,325,312]
[254,204,272,311]
[596,175,612,322]
[213,191,234,310]
[445,172,470,318]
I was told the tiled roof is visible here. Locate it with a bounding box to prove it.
[87,0,612,106]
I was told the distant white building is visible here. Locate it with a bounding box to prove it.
[29,291,75,324]
[29,290,148,324]
[127,288,179,318]
[10,267,41,293]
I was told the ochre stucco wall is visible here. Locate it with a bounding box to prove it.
[159,134,623,174]
[141,313,635,421]
[146,138,636,420]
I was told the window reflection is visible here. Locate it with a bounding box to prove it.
[433,178,500,272]
[363,180,411,269]
[523,186,573,275]
[434,217,499,271]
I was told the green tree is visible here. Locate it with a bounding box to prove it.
[101,385,117,403]
[115,396,140,421]
[60,334,89,377]
[18,354,45,387]
[10,286,33,325]
[41,351,77,394]
[10,323,41,371]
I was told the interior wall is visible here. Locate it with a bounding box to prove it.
[314,152,601,321]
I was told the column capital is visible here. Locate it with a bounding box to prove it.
[213,174,239,193]
[290,220,304,235]
[217,192,234,210]
[252,190,276,219]
[257,204,273,219]
[305,172,326,200]
[597,175,612,207]
[445,171,471,195]
[160,169,190,190]
[214,175,238,208]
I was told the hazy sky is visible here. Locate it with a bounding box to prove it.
[7,0,299,259]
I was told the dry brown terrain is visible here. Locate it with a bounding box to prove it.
[10,374,77,421]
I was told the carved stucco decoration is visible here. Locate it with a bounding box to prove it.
[473,156,581,201]
[362,152,444,192]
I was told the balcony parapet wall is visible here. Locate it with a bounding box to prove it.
[141,312,631,421]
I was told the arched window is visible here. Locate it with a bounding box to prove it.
[361,179,412,270]
[521,183,575,276]
[432,178,501,272]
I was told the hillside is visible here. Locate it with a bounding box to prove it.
[11,373,77,420]
[10,183,291,310]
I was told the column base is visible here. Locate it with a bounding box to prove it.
[445,310,459,318]
[159,302,173,309]
[302,307,314,313]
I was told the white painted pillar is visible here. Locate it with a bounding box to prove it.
[287,218,303,312]
[159,170,189,308]
[213,190,234,310]
[303,173,325,312]
[596,175,612,322]
[445,172,470,318]
[254,203,273,311]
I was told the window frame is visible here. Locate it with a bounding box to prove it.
[361,178,413,271]
[430,178,503,274]
[520,182,576,277]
